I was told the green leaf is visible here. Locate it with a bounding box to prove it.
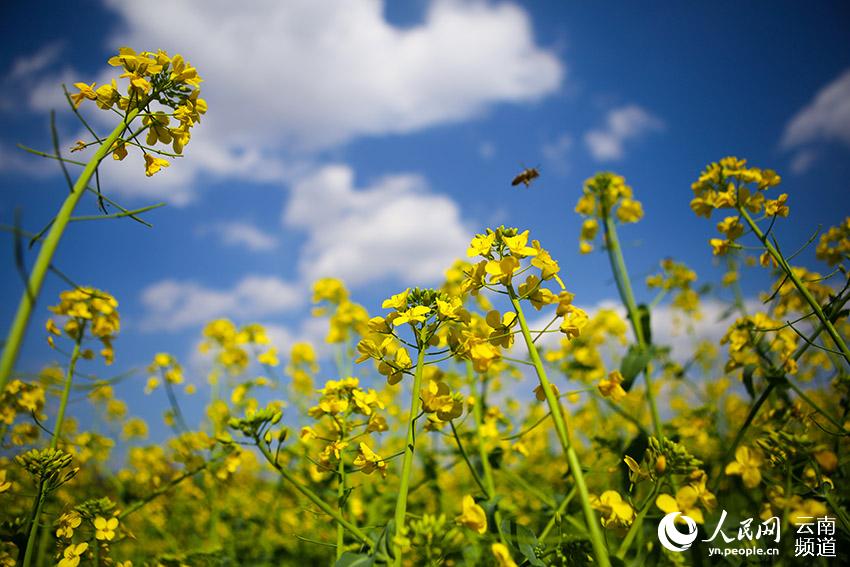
[620,345,652,391]
[488,445,504,469]
[334,552,374,567]
[637,303,652,345]
[501,518,545,566]
[742,364,756,398]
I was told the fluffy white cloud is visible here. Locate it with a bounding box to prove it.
[197,221,278,252]
[7,43,63,80]
[283,164,470,286]
[789,149,818,175]
[781,68,850,173]
[139,276,302,331]
[0,43,65,113]
[105,0,562,151]
[12,1,562,203]
[584,105,663,161]
[0,142,58,177]
[137,161,474,332]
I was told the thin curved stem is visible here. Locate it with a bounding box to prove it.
[449,420,490,498]
[739,206,850,368]
[256,441,372,548]
[0,105,144,393]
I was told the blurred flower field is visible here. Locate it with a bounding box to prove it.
[1,48,849,567]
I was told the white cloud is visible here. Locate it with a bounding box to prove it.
[198,221,278,252]
[137,161,473,331]
[283,164,469,286]
[26,68,78,112]
[12,1,563,203]
[650,298,757,362]
[789,149,817,175]
[782,69,850,148]
[584,105,663,161]
[0,142,57,177]
[104,0,562,151]
[6,43,63,80]
[0,43,66,113]
[52,127,297,207]
[781,69,850,173]
[140,276,302,331]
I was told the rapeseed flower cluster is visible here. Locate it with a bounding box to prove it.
[72,48,206,176]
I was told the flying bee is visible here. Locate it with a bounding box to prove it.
[511,166,540,187]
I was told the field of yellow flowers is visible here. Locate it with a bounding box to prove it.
[1,48,849,567]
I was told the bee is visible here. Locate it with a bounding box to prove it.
[511,166,540,187]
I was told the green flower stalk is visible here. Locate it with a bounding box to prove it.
[510,290,612,567]
[392,345,427,565]
[577,172,664,439]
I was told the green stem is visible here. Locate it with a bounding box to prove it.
[739,207,850,368]
[0,106,143,393]
[21,482,46,567]
[539,486,576,541]
[256,441,372,548]
[601,212,663,440]
[509,289,611,567]
[784,379,846,432]
[31,324,85,565]
[719,383,775,474]
[468,364,497,499]
[822,488,850,536]
[120,462,209,519]
[51,323,84,449]
[500,468,555,509]
[466,363,509,547]
[162,368,189,433]
[68,202,164,222]
[392,345,427,566]
[336,423,347,560]
[617,482,660,558]
[449,420,490,498]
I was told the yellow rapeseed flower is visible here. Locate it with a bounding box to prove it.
[456,495,487,534]
[144,154,169,177]
[491,542,518,567]
[591,490,635,529]
[58,542,88,567]
[353,442,388,478]
[725,446,763,488]
[55,511,82,539]
[94,516,119,541]
[597,370,627,402]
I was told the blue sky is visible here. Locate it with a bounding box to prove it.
[1,1,849,431]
